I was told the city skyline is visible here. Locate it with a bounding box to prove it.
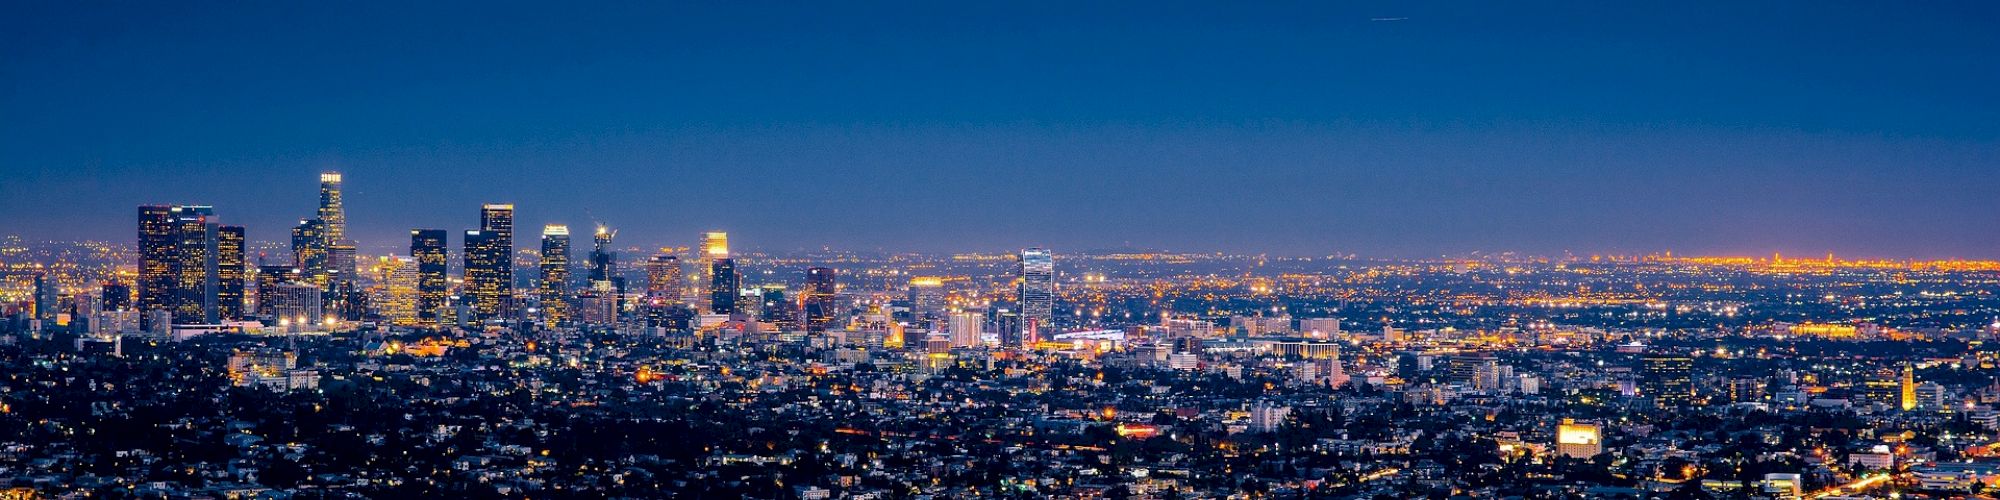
[13,167,2000,261]
[9,4,2000,498]
[4,2,1998,258]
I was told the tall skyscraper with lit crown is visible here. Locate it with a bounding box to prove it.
[317,173,346,244]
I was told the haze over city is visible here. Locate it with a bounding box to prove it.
[4,2,1997,257]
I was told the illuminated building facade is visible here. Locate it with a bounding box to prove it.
[137,205,176,330]
[1641,353,1695,408]
[376,256,418,325]
[409,229,449,325]
[463,204,514,321]
[216,225,245,320]
[538,224,572,325]
[1557,419,1603,458]
[804,266,837,332]
[100,282,132,313]
[291,218,328,288]
[1901,362,1917,411]
[285,172,357,292]
[644,254,681,302]
[317,173,346,246]
[31,273,53,321]
[588,225,617,290]
[269,283,323,332]
[254,264,296,319]
[169,205,220,325]
[949,311,984,347]
[709,257,738,314]
[908,276,944,327]
[1018,247,1054,345]
[698,231,727,310]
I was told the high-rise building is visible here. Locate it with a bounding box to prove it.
[463,204,514,322]
[410,229,449,325]
[709,257,738,314]
[289,172,354,292]
[994,308,1022,347]
[1641,352,1695,408]
[101,282,132,312]
[375,256,419,325]
[254,265,296,319]
[539,224,572,325]
[1017,248,1055,345]
[481,204,514,240]
[804,267,837,332]
[137,205,177,330]
[948,311,984,347]
[757,284,793,326]
[31,273,54,322]
[169,205,220,325]
[464,229,505,321]
[326,244,357,289]
[1900,362,1917,412]
[699,231,727,310]
[703,231,728,260]
[270,282,324,333]
[908,276,945,326]
[216,226,246,320]
[644,254,682,301]
[588,225,617,289]
[290,218,326,287]
[317,172,346,245]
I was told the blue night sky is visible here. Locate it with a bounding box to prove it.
[2,2,1996,257]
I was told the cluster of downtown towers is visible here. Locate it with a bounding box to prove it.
[132,172,1060,341]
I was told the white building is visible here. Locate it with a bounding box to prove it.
[948,311,984,348]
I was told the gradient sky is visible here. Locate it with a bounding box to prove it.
[3,2,1997,258]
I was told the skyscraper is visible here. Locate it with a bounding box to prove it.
[644,254,682,301]
[254,264,296,320]
[1018,247,1055,345]
[539,224,572,326]
[314,172,356,289]
[703,231,728,260]
[317,172,346,245]
[291,218,328,289]
[100,282,132,313]
[463,204,514,322]
[137,206,176,330]
[1900,362,1916,412]
[326,244,357,289]
[709,257,738,314]
[376,256,419,326]
[757,284,793,327]
[699,231,727,310]
[948,311,984,347]
[410,229,449,325]
[804,266,837,332]
[169,205,220,325]
[31,273,53,322]
[908,277,945,326]
[589,225,617,290]
[216,225,245,320]
[1641,352,1695,408]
